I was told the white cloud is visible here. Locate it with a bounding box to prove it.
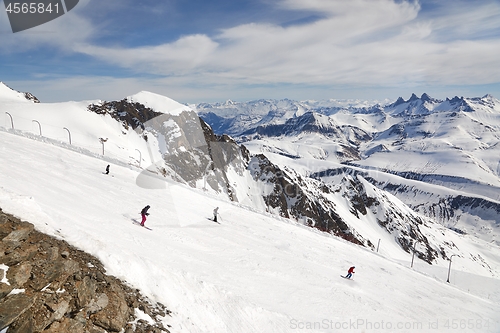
[3,0,500,100]
[69,0,499,89]
[424,0,500,40]
[76,34,219,74]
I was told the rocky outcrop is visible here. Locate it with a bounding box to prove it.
[87,100,162,131]
[88,99,250,201]
[0,208,172,333]
[248,154,366,246]
[24,92,40,103]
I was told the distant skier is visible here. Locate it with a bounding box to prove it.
[213,207,219,223]
[345,266,355,279]
[140,205,150,226]
[104,164,110,175]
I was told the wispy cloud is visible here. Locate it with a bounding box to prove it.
[71,0,499,86]
[2,0,500,102]
[76,34,219,74]
[420,0,500,41]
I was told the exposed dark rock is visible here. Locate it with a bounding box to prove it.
[24,92,40,103]
[6,262,31,287]
[87,100,163,131]
[0,293,36,329]
[91,281,130,332]
[76,275,97,309]
[1,243,38,266]
[0,283,13,299]
[6,308,36,333]
[248,154,364,245]
[2,223,34,242]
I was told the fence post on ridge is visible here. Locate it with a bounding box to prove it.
[32,120,42,136]
[5,112,14,129]
[447,254,457,283]
[63,127,72,144]
[99,137,108,155]
[135,149,142,167]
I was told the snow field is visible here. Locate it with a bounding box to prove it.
[1,130,500,332]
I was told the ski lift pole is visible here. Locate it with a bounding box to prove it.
[63,127,72,144]
[142,130,156,165]
[411,241,420,268]
[32,120,42,136]
[135,149,142,167]
[99,138,108,155]
[447,254,457,283]
[5,112,14,129]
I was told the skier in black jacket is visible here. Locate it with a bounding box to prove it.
[213,207,219,222]
[140,205,150,226]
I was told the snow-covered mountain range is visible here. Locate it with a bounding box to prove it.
[1,81,500,332]
[196,94,500,248]
[1,81,499,260]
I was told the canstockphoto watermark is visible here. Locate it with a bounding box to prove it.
[4,0,79,33]
[290,318,492,331]
[290,319,424,331]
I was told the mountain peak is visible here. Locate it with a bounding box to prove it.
[0,82,39,103]
[420,93,442,104]
[408,93,419,102]
[391,93,434,107]
[448,96,464,103]
[421,93,431,102]
[126,91,192,116]
[392,97,406,107]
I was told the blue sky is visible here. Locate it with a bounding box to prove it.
[1,0,500,104]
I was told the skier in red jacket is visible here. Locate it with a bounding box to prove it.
[345,266,355,279]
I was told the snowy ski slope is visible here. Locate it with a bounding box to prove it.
[0,128,499,333]
[1,83,499,332]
